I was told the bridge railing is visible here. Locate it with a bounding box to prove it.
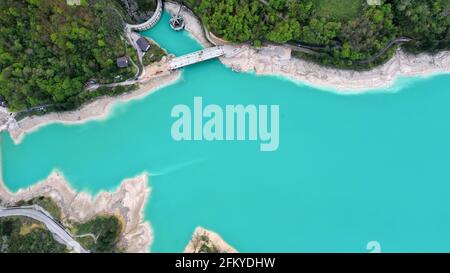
[169,46,225,70]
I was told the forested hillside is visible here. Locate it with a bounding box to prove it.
[0,203,124,253]
[188,0,450,68]
[0,0,136,111]
[114,0,158,23]
[1,0,449,112]
[394,0,450,53]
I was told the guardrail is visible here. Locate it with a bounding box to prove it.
[0,205,89,253]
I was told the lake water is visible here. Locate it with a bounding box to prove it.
[2,12,450,252]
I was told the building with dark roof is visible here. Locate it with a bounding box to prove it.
[116,56,129,68]
[136,37,151,52]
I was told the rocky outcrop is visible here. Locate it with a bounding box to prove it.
[185,227,237,253]
[220,44,450,92]
[165,2,450,93]
[0,107,16,134]
[0,171,153,252]
[6,71,180,145]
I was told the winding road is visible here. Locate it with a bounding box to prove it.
[86,1,164,91]
[0,205,88,253]
[357,37,412,64]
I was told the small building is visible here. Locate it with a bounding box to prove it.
[136,37,151,52]
[116,56,129,68]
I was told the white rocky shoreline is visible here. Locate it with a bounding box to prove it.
[165,2,450,93]
[184,226,237,253]
[0,170,153,253]
[3,3,450,143]
[4,70,180,145]
[0,167,236,253]
[221,45,450,93]
[1,2,449,253]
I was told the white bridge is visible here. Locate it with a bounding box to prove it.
[127,0,163,31]
[169,46,225,70]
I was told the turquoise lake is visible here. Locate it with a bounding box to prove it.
[2,12,450,252]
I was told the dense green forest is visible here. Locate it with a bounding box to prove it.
[0,217,68,253]
[0,196,124,253]
[188,0,450,68]
[16,196,62,220]
[114,0,158,23]
[136,0,157,12]
[1,0,449,113]
[72,215,123,252]
[0,214,123,253]
[0,0,137,111]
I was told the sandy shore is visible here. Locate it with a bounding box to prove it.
[1,3,448,254]
[165,2,450,93]
[6,65,180,145]
[9,3,450,143]
[0,170,153,253]
[184,226,237,253]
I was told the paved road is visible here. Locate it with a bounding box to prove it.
[86,3,165,92]
[0,206,88,253]
[357,37,412,64]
